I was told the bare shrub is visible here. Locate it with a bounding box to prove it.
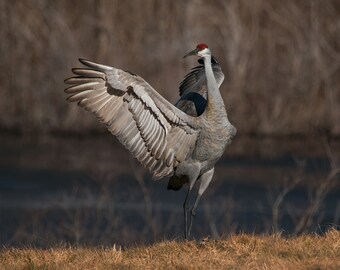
[0,0,340,137]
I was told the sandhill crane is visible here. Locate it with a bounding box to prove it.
[64,44,236,239]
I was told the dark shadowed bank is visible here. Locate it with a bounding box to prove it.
[0,0,339,247]
[0,134,339,246]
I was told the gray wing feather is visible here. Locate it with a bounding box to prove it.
[65,59,198,179]
[176,56,224,116]
[179,56,224,97]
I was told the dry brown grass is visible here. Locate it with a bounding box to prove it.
[1,229,339,270]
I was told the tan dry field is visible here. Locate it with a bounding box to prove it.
[1,229,339,270]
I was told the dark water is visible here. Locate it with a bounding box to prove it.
[0,135,339,247]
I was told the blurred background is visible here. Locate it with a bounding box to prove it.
[0,0,339,247]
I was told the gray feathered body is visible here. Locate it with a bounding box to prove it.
[168,56,236,190]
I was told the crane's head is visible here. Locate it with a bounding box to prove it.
[183,44,211,59]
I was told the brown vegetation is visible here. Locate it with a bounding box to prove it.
[1,0,340,137]
[1,229,339,269]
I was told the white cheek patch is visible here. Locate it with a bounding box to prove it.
[201,48,209,54]
[198,48,210,57]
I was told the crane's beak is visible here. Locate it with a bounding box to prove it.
[183,48,199,58]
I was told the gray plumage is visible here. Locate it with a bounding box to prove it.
[64,44,236,238]
[176,56,224,116]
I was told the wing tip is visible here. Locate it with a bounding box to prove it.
[64,77,74,84]
[64,85,74,93]
[79,58,92,66]
[71,67,84,73]
[78,58,113,71]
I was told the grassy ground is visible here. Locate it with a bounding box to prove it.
[1,229,339,270]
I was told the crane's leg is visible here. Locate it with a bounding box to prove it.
[187,168,214,238]
[183,186,191,239]
[182,166,200,239]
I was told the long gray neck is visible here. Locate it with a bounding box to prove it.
[204,55,225,110]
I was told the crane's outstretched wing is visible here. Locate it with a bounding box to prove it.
[179,56,224,97]
[65,59,198,179]
[176,56,224,116]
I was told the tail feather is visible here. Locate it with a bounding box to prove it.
[167,175,188,191]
